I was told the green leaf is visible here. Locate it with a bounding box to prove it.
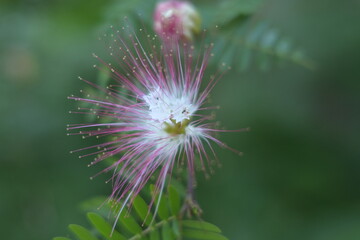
[119,211,143,235]
[133,195,152,226]
[56,184,231,240]
[161,222,174,240]
[68,224,98,240]
[156,195,169,220]
[101,0,155,31]
[53,237,72,240]
[211,19,316,71]
[79,196,109,213]
[87,212,126,240]
[216,0,263,26]
[150,184,169,220]
[275,38,292,57]
[168,185,181,215]
[182,229,228,240]
[182,220,221,233]
[172,219,180,238]
[149,228,160,240]
[168,178,186,197]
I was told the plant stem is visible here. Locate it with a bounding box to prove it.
[128,216,176,240]
[187,168,194,201]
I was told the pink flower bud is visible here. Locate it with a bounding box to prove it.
[154,0,201,41]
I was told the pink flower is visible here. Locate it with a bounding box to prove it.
[154,0,201,41]
[68,25,241,228]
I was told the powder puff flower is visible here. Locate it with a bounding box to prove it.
[68,24,243,227]
[154,0,201,41]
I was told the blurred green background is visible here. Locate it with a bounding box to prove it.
[1,0,359,239]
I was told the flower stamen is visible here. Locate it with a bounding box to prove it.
[164,118,190,135]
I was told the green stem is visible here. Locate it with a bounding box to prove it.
[128,216,176,240]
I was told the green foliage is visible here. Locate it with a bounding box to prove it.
[87,213,126,240]
[68,224,98,240]
[183,229,228,240]
[101,0,314,71]
[53,185,228,240]
[211,20,316,71]
[133,195,153,227]
[182,220,221,233]
[101,0,156,32]
[202,0,263,26]
[192,0,315,71]
[168,185,181,216]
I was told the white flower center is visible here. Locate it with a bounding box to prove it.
[143,89,196,125]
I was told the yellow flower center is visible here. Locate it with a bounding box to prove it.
[164,118,190,135]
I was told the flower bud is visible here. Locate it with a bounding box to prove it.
[154,0,201,41]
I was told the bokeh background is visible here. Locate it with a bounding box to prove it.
[1,0,359,239]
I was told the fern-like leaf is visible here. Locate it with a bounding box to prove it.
[54,185,228,240]
[68,224,98,240]
[211,20,316,71]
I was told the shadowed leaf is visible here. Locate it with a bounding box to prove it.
[87,212,126,240]
[183,229,228,240]
[133,195,153,226]
[69,224,98,240]
[182,220,222,233]
[161,222,174,240]
[168,185,181,215]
